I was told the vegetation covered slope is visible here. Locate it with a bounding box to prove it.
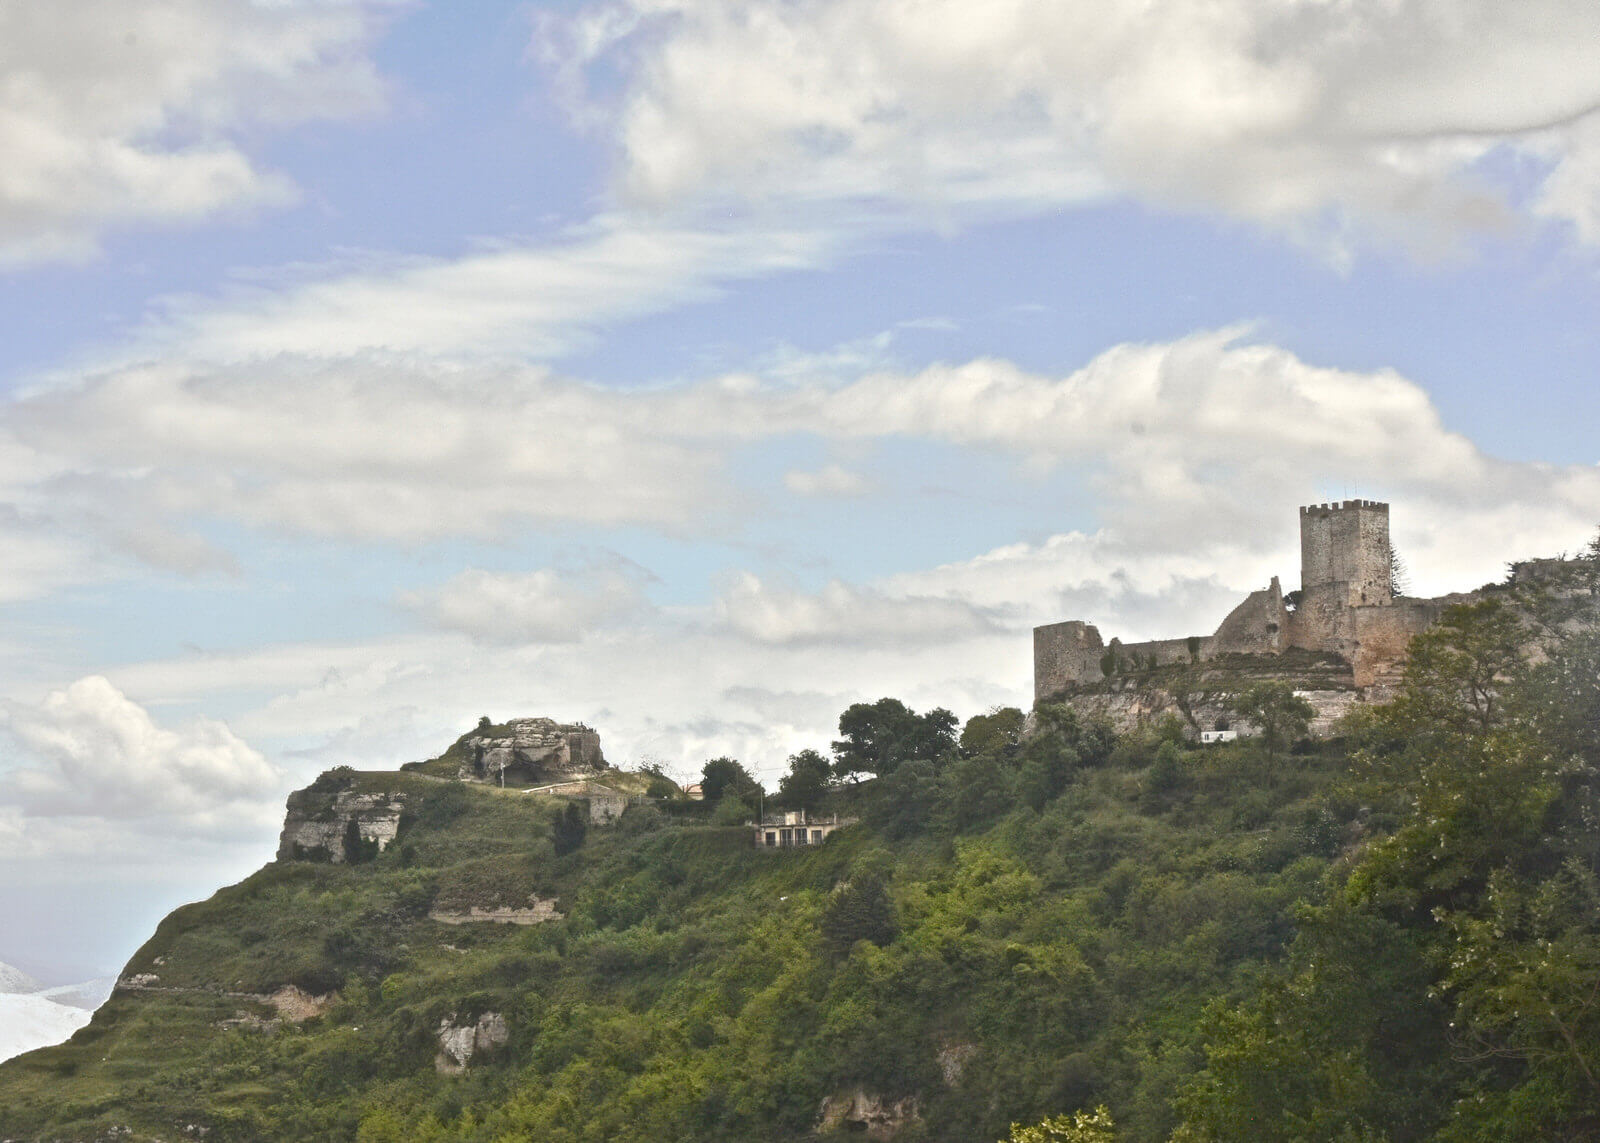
[2,554,1598,1143]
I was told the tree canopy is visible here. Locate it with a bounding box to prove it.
[832,697,958,780]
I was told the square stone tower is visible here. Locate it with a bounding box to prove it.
[1299,500,1392,607]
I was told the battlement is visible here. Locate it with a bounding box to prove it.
[1300,499,1389,517]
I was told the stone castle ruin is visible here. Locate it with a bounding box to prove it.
[1034,501,1492,729]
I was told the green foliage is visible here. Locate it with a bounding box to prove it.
[14,579,1600,1143]
[1230,681,1314,754]
[700,756,760,803]
[710,795,753,826]
[551,801,587,856]
[819,870,897,957]
[310,765,358,793]
[832,697,958,779]
[961,707,1026,759]
[777,748,832,810]
[1177,573,1600,1141]
[1003,1105,1116,1143]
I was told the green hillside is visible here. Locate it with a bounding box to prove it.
[2,556,1598,1142]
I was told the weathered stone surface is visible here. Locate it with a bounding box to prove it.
[276,787,406,863]
[436,1011,509,1074]
[461,718,604,783]
[429,896,562,926]
[935,1040,977,1087]
[265,985,335,1023]
[1033,502,1537,728]
[818,1090,920,1139]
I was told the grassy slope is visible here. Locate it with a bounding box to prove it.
[0,735,1355,1143]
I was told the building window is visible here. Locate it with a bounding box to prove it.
[811,830,823,843]
[765,832,776,847]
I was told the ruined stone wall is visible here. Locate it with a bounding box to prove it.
[1210,578,1288,655]
[1349,598,1449,686]
[1107,636,1211,671]
[1033,621,1106,701]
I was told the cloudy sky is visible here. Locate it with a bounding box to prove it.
[3,0,1600,978]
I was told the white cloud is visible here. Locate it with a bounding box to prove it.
[7,329,1600,573]
[716,572,1003,645]
[0,0,394,267]
[7,355,730,541]
[136,215,838,362]
[544,0,1600,256]
[402,559,654,644]
[783,464,867,497]
[0,676,281,829]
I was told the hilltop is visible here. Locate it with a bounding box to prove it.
[0,548,1597,1141]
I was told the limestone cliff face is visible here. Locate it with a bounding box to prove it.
[276,785,406,863]
[459,718,603,783]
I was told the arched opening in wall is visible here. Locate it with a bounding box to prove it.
[1214,719,1230,732]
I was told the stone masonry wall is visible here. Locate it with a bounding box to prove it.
[1033,621,1106,702]
[1299,501,1391,606]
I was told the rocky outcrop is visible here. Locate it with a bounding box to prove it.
[435,1011,508,1074]
[276,785,406,863]
[935,1040,977,1086]
[428,896,562,926]
[460,718,604,783]
[818,1090,921,1139]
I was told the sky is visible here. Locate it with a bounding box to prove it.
[3,0,1600,981]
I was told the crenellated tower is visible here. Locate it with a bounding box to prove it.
[1299,500,1392,607]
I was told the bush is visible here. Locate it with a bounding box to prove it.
[711,796,752,826]
[552,802,587,856]
[820,871,897,957]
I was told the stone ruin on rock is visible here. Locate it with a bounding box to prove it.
[458,717,604,785]
[1032,501,1508,734]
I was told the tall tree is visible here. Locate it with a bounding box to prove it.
[777,748,832,811]
[700,756,761,804]
[832,698,958,780]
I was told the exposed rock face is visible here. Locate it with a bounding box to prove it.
[276,786,406,863]
[461,718,604,783]
[818,1090,921,1139]
[429,896,562,926]
[265,985,335,1023]
[935,1040,977,1087]
[435,1011,509,1074]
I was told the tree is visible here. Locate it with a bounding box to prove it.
[820,871,897,957]
[777,748,832,811]
[1231,682,1313,754]
[960,707,1025,759]
[832,698,958,780]
[1385,598,1525,737]
[1388,544,1410,596]
[1002,1106,1116,1143]
[551,802,587,856]
[700,756,760,804]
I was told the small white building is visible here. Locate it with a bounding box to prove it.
[751,810,853,849]
[1200,729,1239,745]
